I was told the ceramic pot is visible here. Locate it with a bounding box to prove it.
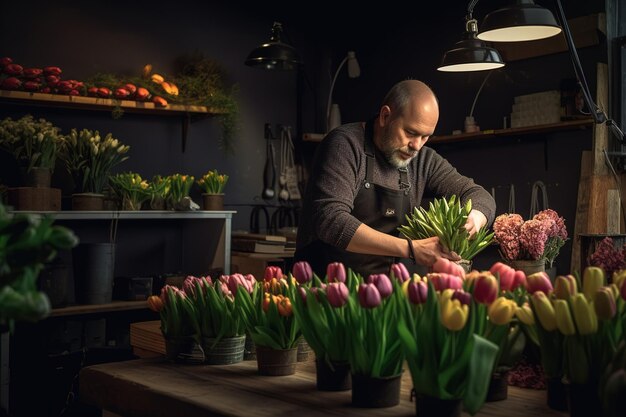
[202,193,224,211]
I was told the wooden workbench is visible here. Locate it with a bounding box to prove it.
[79,358,567,417]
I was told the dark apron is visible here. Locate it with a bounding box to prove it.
[295,121,411,278]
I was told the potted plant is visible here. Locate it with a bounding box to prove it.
[108,172,151,210]
[492,209,568,276]
[196,169,228,210]
[0,200,78,331]
[398,195,494,271]
[59,128,130,210]
[165,173,195,210]
[146,174,169,210]
[0,115,65,188]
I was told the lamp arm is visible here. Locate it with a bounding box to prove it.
[555,0,624,143]
[326,55,349,132]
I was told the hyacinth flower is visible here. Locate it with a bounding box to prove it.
[290,261,353,366]
[343,270,406,379]
[398,276,499,415]
[235,266,300,350]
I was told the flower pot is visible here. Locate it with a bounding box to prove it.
[351,373,402,408]
[201,335,246,365]
[202,193,224,211]
[255,345,297,376]
[415,394,462,417]
[72,193,104,210]
[164,335,204,364]
[73,243,115,305]
[485,371,509,402]
[546,376,568,411]
[21,166,51,188]
[509,259,545,276]
[244,332,256,360]
[297,337,313,362]
[315,357,351,391]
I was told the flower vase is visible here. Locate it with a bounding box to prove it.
[546,377,568,411]
[351,373,402,408]
[315,357,351,391]
[202,193,224,211]
[485,371,509,402]
[255,345,297,376]
[509,259,545,276]
[201,335,246,365]
[72,193,104,210]
[415,394,462,417]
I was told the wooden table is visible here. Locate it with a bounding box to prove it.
[79,358,568,417]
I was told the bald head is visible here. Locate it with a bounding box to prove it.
[382,80,439,121]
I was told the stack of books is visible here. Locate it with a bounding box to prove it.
[231,231,294,254]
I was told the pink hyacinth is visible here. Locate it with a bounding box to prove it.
[519,219,548,260]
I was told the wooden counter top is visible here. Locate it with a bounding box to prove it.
[79,358,567,417]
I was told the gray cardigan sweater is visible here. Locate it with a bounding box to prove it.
[296,122,496,250]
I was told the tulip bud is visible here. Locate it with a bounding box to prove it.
[0,77,21,90]
[23,68,43,79]
[432,257,466,278]
[264,265,283,282]
[583,266,605,301]
[554,299,576,335]
[326,262,346,283]
[390,262,410,282]
[277,295,293,317]
[427,272,463,292]
[358,283,381,308]
[292,261,313,284]
[531,291,557,331]
[4,63,23,75]
[489,262,516,291]
[512,270,527,290]
[367,274,393,298]
[571,293,598,335]
[452,289,471,306]
[326,282,349,307]
[147,295,163,312]
[621,280,626,302]
[488,297,516,325]
[527,272,553,294]
[594,287,617,320]
[43,66,62,76]
[613,269,626,289]
[554,275,578,300]
[473,273,498,304]
[406,281,428,305]
[515,303,534,325]
[440,296,468,331]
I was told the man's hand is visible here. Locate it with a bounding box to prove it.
[464,209,488,237]
[412,236,461,266]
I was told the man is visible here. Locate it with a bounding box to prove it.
[294,79,496,277]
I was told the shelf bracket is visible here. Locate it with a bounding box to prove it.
[181,113,191,152]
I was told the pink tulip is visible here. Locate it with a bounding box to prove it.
[367,273,393,298]
[513,270,527,290]
[264,266,283,282]
[473,273,498,304]
[432,257,465,278]
[390,263,410,282]
[427,272,463,292]
[526,271,553,294]
[326,282,349,307]
[358,283,382,308]
[489,262,515,291]
[326,262,346,283]
[407,281,428,305]
[292,261,313,284]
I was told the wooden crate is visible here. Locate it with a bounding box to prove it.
[130,320,165,358]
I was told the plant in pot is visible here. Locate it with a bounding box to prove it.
[182,273,255,364]
[398,195,494,272]
[492,209,568,277]
[0,200,78,331]
[165,173,195,210]
[235,266,301,376]
[59,128,130,210]
[146,175,169,210]
[108,172,151,210]
[0,114,65,188]
[196,169,228,211]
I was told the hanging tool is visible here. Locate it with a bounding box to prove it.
[262,123,276,200]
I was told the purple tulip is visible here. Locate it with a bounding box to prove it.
[292,261,313,284]
[358,283,382,308]
[327,262,346,283]
[367,273,393,298]
[452,289,471,306]
[407,281,428,305]
[326,282,349,307]
[390,263,410,282]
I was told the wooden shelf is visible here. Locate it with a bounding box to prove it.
[429,119,595,145]
[0,90,226,116]
[50,300,148,317]
[11,210,236,220]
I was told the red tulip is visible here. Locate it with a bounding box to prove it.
[22,68,43,79]
[264,265,283,282]
[526,271,553,294]
[4,63,23,76]
[292,261,313,284]
[473,273,498,304]
[326,262,346,283]
[367,273,393,298]
[0,77,21,90]
[326,282,349,307]
[432,257,465,278]
[358,283,381,308]
[490,262,515,291]
[43,66,62,76]
[427,272,463,292]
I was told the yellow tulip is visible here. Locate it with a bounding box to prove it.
[488,297,516,325]
[594,287,616,320]
[582,266,605,301]
[571,293,598,335]
[440,296,468,331]
[554,275,578,300]
[554,299,576,335]
[515,303,534,325]
[531,291,557,331]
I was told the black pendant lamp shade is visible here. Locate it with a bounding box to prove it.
[245,22,302,70]
[438,19,505,72]
[477,0,562,42]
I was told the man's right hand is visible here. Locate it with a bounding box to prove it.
[411,236,461,266]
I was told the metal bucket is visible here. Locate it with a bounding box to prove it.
[202,335,246,365]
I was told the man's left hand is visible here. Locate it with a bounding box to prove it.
[464,209,487,237]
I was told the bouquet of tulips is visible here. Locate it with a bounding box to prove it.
[147,175,169,209]
[182,274,255,342]
[166,173,195,208]
[397,263,500,415]
[148,284,200,340]
[108,172,151,210]
[235,266,301,350]
[196,169,229,194]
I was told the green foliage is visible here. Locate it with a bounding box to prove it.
[108,172,152,210]
[0,201,78,330]
[398,195,494,260]
[196,169,228,194]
